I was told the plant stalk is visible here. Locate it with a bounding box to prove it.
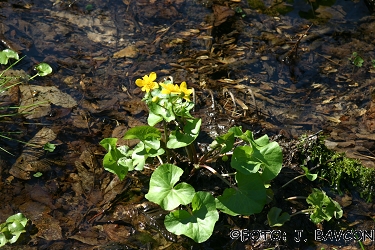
[290,209,315,217]
[200,164,238,190]
[285,196,307,201]
[163,120,170,161]
[281,175,304,188]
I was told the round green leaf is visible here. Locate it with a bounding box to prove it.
[123,125,161,150]
[7,221,25,234]
[35,63,52,76]
[6,213,28,227]
[230,140,283,181]
[145,164,195,210]
[102,150,128,180]
[164,191,219,243]
[43,142,56,152]
[0,49,19,65]
[147,100,175,123]
[231,145,259,174]
[216,172,267,216]
[147,111,163,126]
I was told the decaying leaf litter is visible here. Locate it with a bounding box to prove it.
[0,0,375,248]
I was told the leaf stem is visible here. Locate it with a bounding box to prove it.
[290,209,315,217]
[157,155,163,165]
[200,164,238,190]
[28,73,40,81]
[163,120,170,161]
[281,175,304,188]
[188,143,198,164]
[285,196,307,201]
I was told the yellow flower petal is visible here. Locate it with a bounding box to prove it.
[179,81,193,101]
[160,83,181,95]
[135,73,159,92]
[149,72,157,82]
[135,78,144,87]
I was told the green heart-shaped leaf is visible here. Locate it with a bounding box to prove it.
[35,63,52,76]
[145,164,195,210]
[216,172,267,216]
[0,49,19,65]
[164,191,219,243]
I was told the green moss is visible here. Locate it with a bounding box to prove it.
[297,134,375,202]
[247,0,266,11]
[324,155,375,202]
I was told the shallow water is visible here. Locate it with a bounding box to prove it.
[0,0,374,249]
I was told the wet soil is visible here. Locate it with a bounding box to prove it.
[0,0,375,249]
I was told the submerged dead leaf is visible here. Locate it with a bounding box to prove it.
[19,85,77,119]
[69,229,101,245]
[103,224,133,243]
[20,201,62,241]
[9,127,57,180]
[26,183,57,209]
[74,149,102,193]
[113,45,139,58]
[212,5,235,26]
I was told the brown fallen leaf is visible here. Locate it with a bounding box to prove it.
[9,127,57,180]
[26,183,56,209]
[19,201,62,241]
[103,224,133,243]
[213,5,235,26]
[113,45,139,58]
[18,85,77,119]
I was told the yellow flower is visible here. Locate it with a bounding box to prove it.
[179,81,193,101]
[135,72,159,92]
[160,83,181,95]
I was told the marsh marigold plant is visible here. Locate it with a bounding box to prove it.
[99,71,305,244]
[100,72,340,244]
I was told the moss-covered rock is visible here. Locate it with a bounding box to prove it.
[297,134,375,202]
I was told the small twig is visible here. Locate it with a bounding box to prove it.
[125,0,132,12]
[205,89,215,109]
[153,21,179,45]
[353,152,375,160]
[223,87,237,116]
[245,87,258,114]
[314,52,341,65]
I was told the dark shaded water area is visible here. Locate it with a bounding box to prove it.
[0,0,375,249]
